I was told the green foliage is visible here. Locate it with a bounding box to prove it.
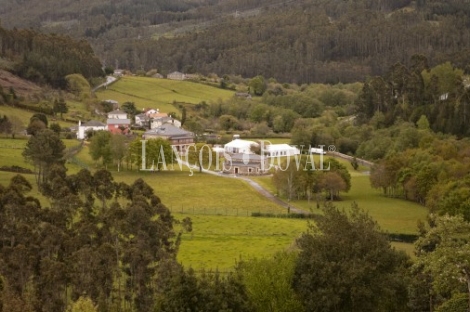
[156,263,252,312]
[121,101,138,118]
[416,115,430,130]
[89,130,112,167]
[22,129,65,187]
[421,61,464,95]
[10,0,467,84]
[0,170,181,311]
[49,122,61,134]
[350,156,359,170]
[68,297,97,312]
[356,59,469,136]
[293,203,410,311]
[414,215,470,310]
[218,114,240,131]
[186,143,218,173]
[0,115,12,135]
[248,75,267,96]
[0,26,102,88]
[66,74,92,99]
[272,157,351,202]
[238,252,303,312]
[30,113,48,127]
[129,137,175,170]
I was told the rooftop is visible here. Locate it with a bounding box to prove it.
[107,119,131,125]
[108,109,127,115]
[143,124,193,137]
[82,120,106,127]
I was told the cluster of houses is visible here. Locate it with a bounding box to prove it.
[76,105,193,165]
[76,104,311,176]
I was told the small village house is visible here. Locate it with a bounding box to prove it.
[135,113,149,127]
[107,119,131,135]
[150,116,181,129]
[77,120,106,140]
[107,109,131,134]
[107,109,128,120]
[167,71,186,80]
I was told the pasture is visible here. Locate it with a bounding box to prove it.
[250,155,428,235]
[175,214,307,270]
[0,101,89,128]
[0,138,427,269]
[95,76,235,113]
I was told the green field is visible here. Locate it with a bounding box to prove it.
[250,156,427,235]
[175,214,307,270]
[0,138,427,269]
[0,104,79,128]
[95,76,235,113]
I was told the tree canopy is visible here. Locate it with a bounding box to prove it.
[293,204,409,311]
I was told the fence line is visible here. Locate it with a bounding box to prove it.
[168,205,290,217]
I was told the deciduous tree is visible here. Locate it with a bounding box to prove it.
[293,203,409,312]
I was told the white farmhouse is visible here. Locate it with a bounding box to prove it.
[107,109,128,120]
[77,120,106,140]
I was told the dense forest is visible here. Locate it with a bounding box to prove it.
[0,25,103,88]
[2,0,469,83]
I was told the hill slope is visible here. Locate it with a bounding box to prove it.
[95,76,235,113]
[1,0,470,83]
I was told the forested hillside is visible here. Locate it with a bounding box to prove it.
[0,26,103,88]
[2,0,469,83]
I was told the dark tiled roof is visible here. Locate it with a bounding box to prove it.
[82,120,106,127]
[143,124,193,138]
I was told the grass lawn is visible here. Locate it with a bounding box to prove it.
[251,156,428,235]
[95,76,235,113]
[0,105,77,128]
[0,138,34,169]
[111,170,284,215]
[66,99,92,120]
[175,214,308,270]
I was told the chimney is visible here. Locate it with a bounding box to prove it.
[157,108,159,114]
[79,120,81,127]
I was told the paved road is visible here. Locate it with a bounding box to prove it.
[92,76,117,92]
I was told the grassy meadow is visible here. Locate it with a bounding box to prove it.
[251,155,428,235]
[0,139,427,269]
[175,214,307,270]
[95,76,235,113]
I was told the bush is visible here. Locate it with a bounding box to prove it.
[0,166,33,174]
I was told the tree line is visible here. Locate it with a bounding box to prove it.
[355,56,470,137]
